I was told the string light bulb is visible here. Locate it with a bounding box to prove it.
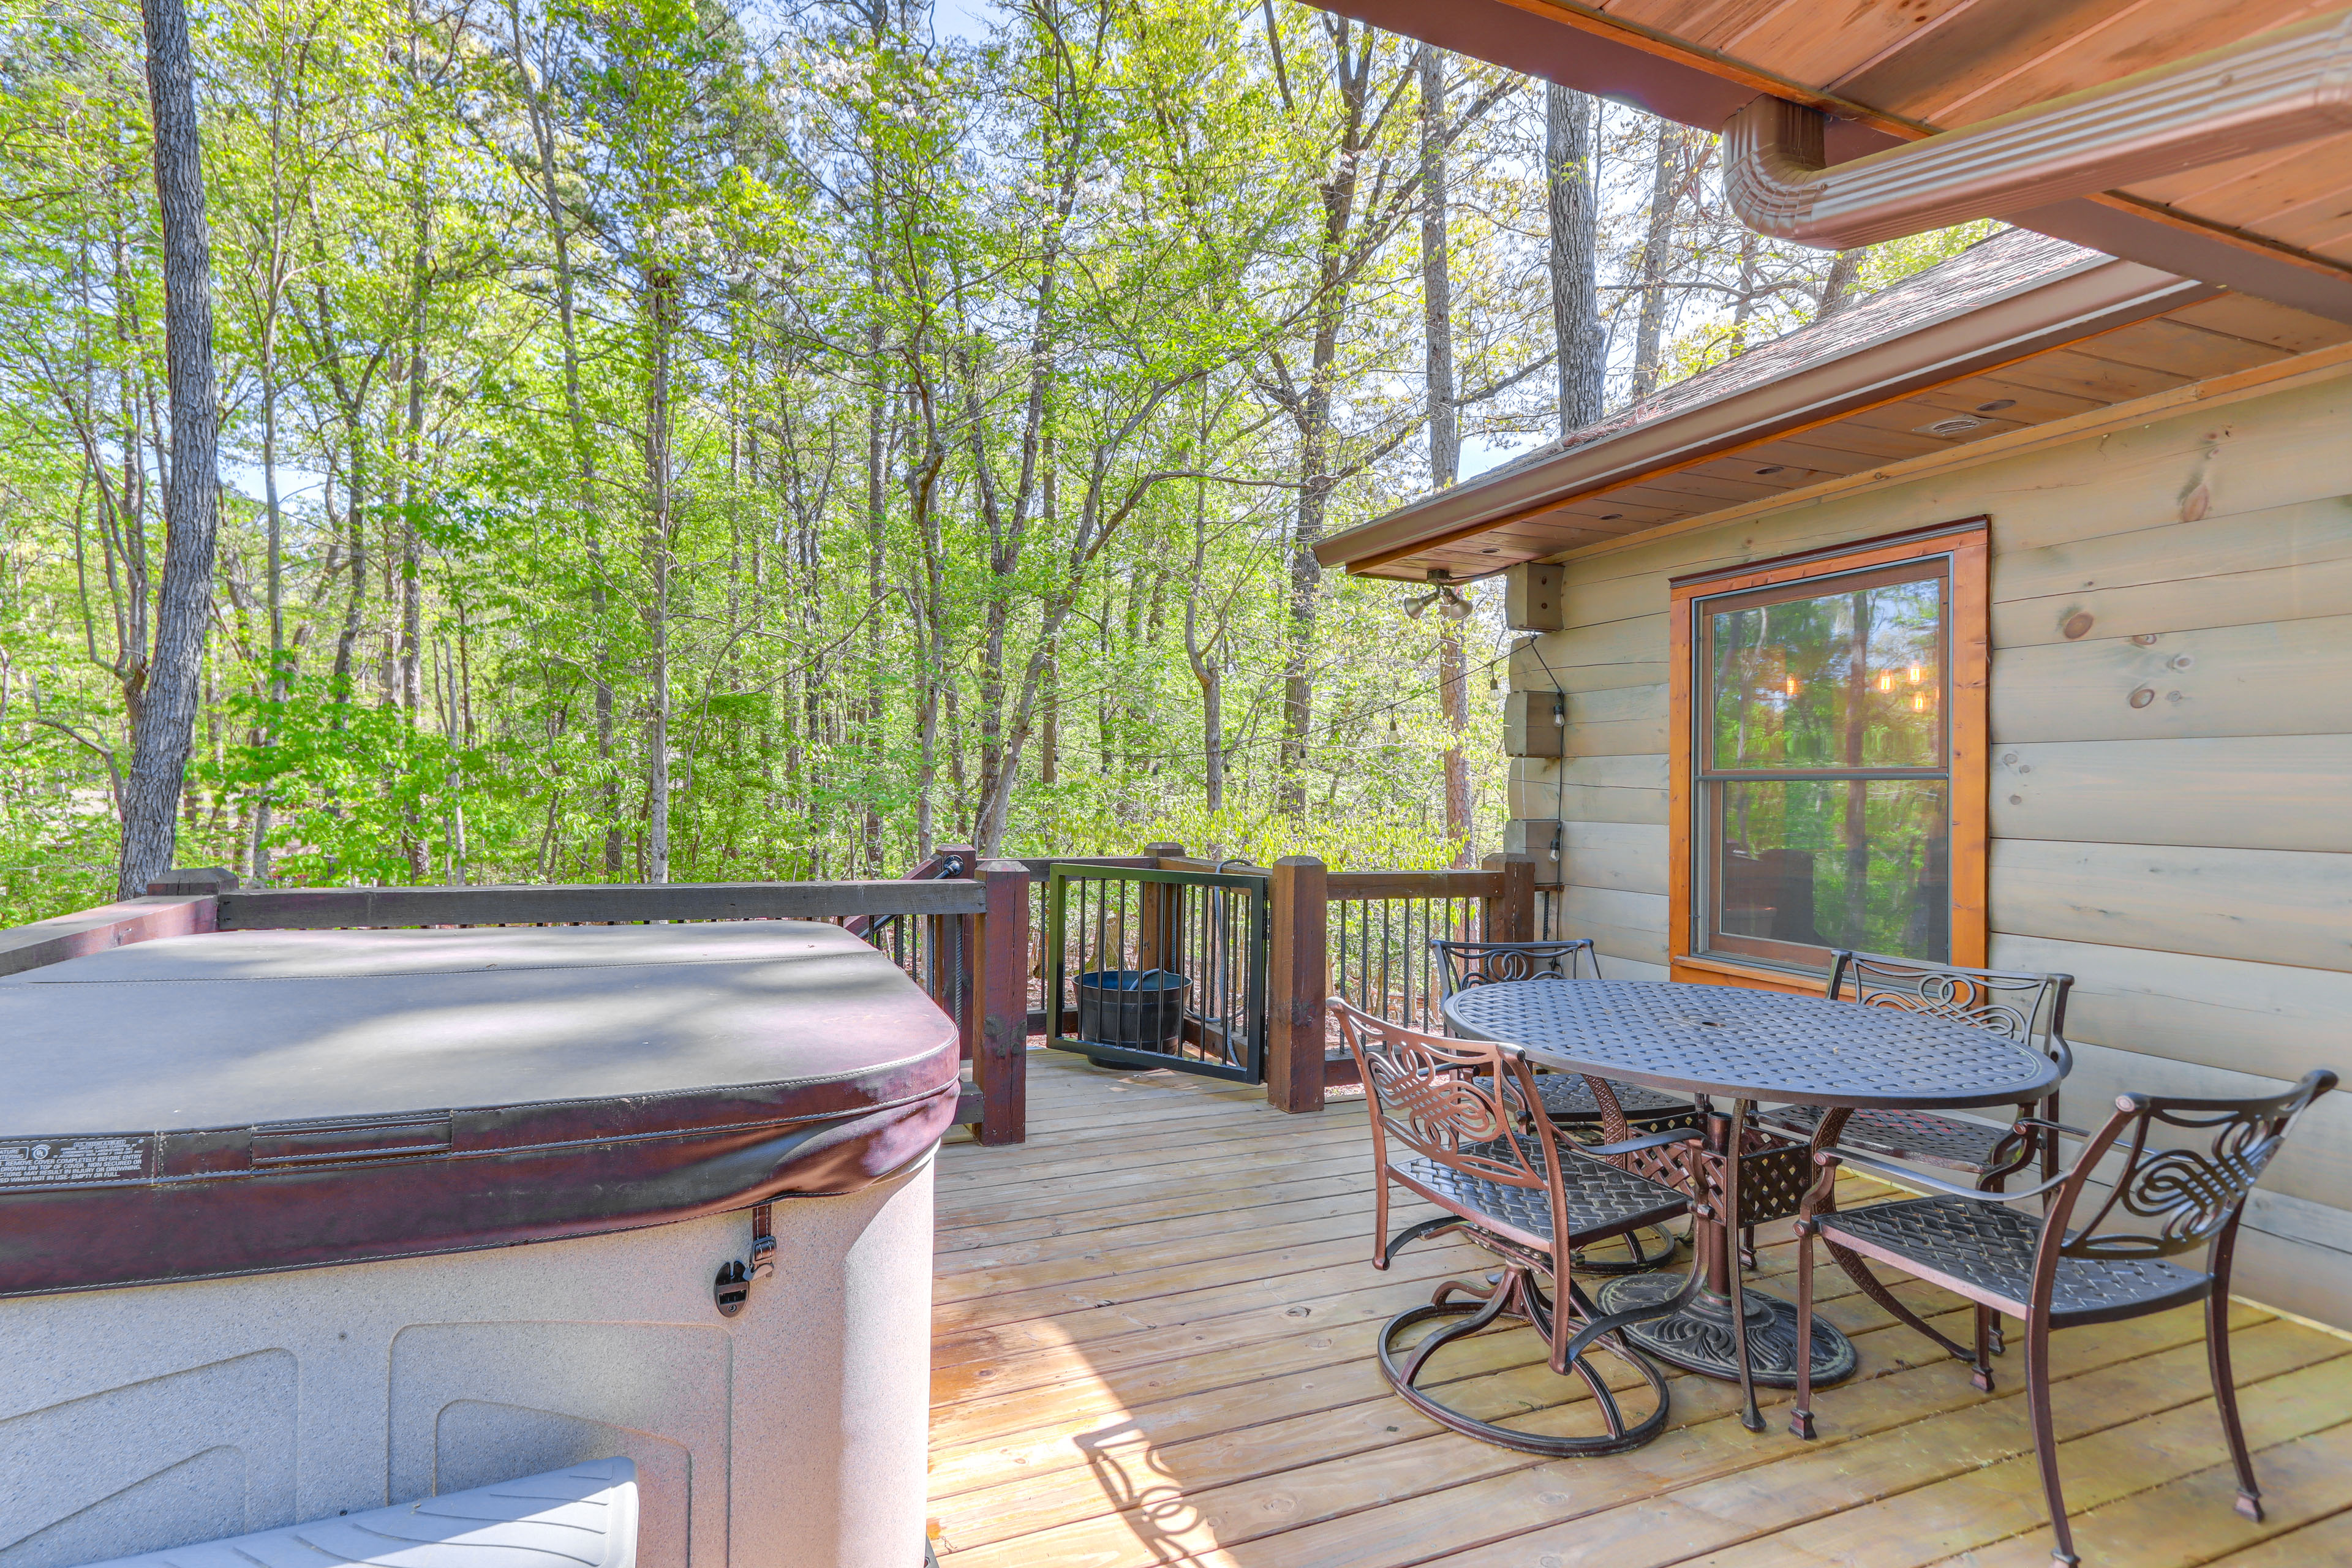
[1877,672,1893,693]
[1910,692,1928,712]
[1907,665,1924,685]
[1785,675,1800,697]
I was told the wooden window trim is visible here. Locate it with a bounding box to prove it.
[1667,521,1989,992]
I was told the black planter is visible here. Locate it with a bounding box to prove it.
[1074,968,1190,1054]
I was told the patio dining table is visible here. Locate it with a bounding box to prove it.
[1442,977,2061,1431]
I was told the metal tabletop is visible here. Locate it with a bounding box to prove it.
[1442,978,2059,1111]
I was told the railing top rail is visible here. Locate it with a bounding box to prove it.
[1008,856,1158,881]
[1327,867,1503,900]
[214,879,988,931]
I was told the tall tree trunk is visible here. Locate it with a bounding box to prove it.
[1039,634,1058,786]
[1280,21,1371,816]
[1819,247,1867,318]
[1630,123,1679,402]
[861,317,886,872]
[1545,83,1604,434]
[1421,48,1471,866]
[118,0,221,899]
[399,176,431,881]
[643,266,676,884]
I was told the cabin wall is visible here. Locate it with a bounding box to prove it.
[1504,368,2352,1329]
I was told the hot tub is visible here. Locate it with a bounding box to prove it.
[0,921,958,1568]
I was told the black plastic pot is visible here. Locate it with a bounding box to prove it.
[1074,968,1190,1054]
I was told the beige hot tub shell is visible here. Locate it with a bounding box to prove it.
[0,1161,933,1568]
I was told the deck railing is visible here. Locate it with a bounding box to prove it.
[0,865,1035,1147]
[6,843,1550,1143]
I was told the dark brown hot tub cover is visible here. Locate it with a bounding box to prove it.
[0,921,959,1296]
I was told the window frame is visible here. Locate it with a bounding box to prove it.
[1667,521,1989,994]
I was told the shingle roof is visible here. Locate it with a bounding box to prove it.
[1450,227,2103,494]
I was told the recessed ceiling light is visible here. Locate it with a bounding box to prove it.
[1755,465,1785,475]
[1600,513,1623,521]
[1915,415,1988,437]
[1975,399,2017,413]
[1481,548,1499,554]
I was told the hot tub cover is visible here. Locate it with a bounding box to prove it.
[0,922,959,1296]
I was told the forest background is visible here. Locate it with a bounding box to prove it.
[0,0,1986,923]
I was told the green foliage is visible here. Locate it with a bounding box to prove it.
[0,0,1980,926]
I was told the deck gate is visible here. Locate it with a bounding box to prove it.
[1042,862,1268,1082]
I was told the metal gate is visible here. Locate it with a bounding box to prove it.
[1042,862,1268,1082]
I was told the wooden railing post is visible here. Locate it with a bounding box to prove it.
[1266,854,1327,1114]
[975,859,1030,1145]
[1137,841,1186,971]
[1482,851,1537,943]
[933,843,980,1065]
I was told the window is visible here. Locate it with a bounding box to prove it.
[1668,522,1988,985]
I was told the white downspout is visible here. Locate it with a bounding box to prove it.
[1724,9,2352,250]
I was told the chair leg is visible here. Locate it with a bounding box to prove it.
[2207,1259,2264,1521]
[2024,1315,2079,1567]
[1791,1221,1819,1440]
[1978,1170,2009,1357]
[1828,1240,1981,1373]
[1740,1224,1757,1271]
[1373,1174,1392,1270]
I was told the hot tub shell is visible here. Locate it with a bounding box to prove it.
[0,922,956,1568]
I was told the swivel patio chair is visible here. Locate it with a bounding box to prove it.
[1434,938,1700,1273]
[1755,950,2073,1335]
[1788,1069,2337,1567]
[1333,997,1708,1457]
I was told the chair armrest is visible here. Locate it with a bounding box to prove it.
[1583,1126,1706,1159]
[1822,1146,2073,1205]
[2048,1033,2075,1079]
[2010,1114,2092,1139]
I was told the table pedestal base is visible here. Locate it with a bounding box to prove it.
[1595,1271,1856,1389]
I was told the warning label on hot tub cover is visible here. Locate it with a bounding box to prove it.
[0,1137,149,1187]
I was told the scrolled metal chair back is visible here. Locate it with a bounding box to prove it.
[1432,939,1597,998]
[1332,997,1555,1193]
[1829,951,2073,1067]
[2049,1070,2337,1263]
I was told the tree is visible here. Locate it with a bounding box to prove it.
[117,0,222,898]
[1545,83,1602,433]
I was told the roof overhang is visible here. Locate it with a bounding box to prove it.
[1317,251,2218,575]
[1311,0,2352,324]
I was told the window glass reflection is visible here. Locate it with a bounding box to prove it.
[1711,778,1951,963]
[1708,576,1942,772]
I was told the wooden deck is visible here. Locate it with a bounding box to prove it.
[928,1052,2352,1567]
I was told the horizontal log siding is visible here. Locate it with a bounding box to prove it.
[1508,366,2352,1327]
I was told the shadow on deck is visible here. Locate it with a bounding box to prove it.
[927,1051,2352,1567]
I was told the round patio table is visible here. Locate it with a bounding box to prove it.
[1442,978,2060,1430]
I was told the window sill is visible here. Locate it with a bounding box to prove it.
[1668,954,1827,996]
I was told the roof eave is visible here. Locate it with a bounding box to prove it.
[1309,0,2352,325]
[1316,257,2218,575]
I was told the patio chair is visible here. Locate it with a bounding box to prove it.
[1754,951,2074,1336]
[1332,997,1707,1457]
[1434,938,1702,1273]
[1789,1069,2338,1567]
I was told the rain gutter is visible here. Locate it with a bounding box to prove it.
[1724,10,2352,251]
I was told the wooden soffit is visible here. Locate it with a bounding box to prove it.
[1318,239,2352,581]
[1310,0,2352,323]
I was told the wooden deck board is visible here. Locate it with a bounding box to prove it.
[930,1053,2352,1567]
